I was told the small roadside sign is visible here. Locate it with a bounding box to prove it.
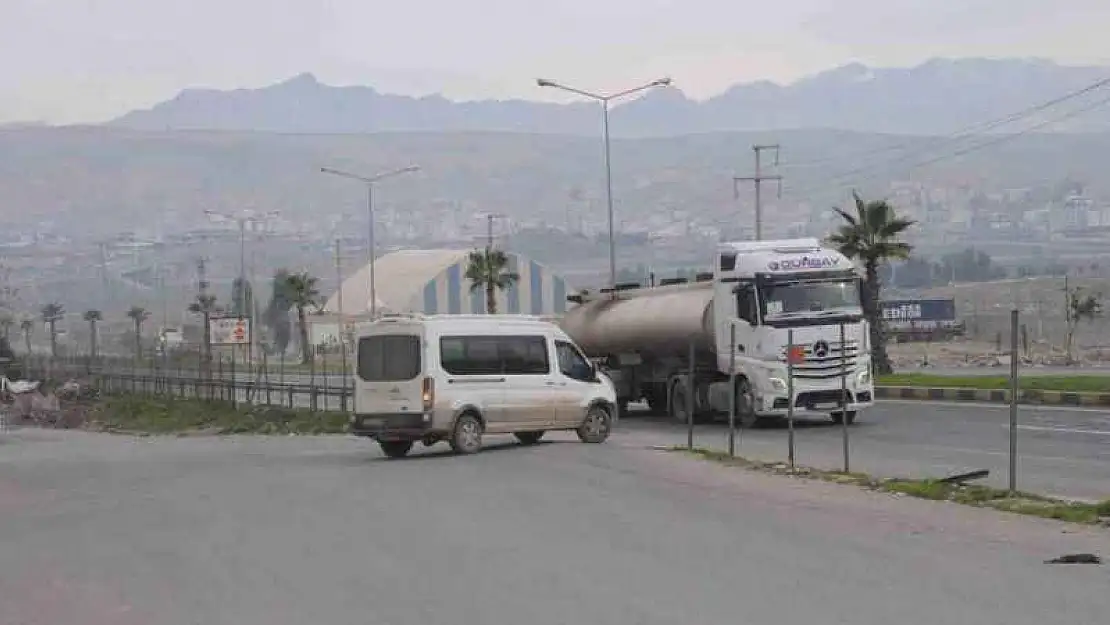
[210,317,251,345]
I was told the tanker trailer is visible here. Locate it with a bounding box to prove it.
[561,239,875,426]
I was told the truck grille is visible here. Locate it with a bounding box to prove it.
[787,340,860,380]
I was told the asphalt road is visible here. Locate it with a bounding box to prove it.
[1,428,1107,625]
[619,400,1110,501]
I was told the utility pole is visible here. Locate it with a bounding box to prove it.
[99,243,111,304]
[733,144,783,241]
[485,213,506,250]
[159,260,168,330]
[197,258,209,301]
[196,257,212,370]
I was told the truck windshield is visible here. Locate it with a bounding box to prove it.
[760,278,861,320]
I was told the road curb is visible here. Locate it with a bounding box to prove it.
[875,386,1110,407]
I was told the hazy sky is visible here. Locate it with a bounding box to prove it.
[3,0,1109,124]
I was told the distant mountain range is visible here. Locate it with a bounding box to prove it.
[108,58,1110,136]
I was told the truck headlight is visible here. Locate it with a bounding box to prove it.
[856,368,872,387]
[766,377,787,393]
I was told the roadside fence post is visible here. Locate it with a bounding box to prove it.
[218,356,225,402]
[727,322,737,457]
[340,349,349,413]
[1009,309,1020,493]
[310,348,318,412]
[786,328,797,470]
[686,337,695,450]
[340,328,350,413]
[264,350,272,406]
[230,347,238,409]
[839,322,850,473]
[322,349,330,412]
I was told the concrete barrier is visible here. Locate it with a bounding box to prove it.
[875,386,1110,407]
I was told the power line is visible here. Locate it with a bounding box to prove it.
[904,91,1110,171]
[783,75,1110,194]
[785,75,1110,171]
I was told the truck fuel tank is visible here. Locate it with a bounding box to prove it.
[559,284,716,358]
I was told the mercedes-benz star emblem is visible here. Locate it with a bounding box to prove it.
[813,341,829,358]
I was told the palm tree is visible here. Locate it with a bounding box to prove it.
[827,191,915,375]
[464,248,519,314]
[264,269,294,354]
[278,271,319,364]
[126,306,150,357]
[188,294,219,367]
[83,310,102,359]
[41,302,65,358]
[19,318,33,355]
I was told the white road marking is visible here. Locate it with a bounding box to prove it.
[879,399,1110,415]
[1014,424,1110,437]
[910,443,1110,470]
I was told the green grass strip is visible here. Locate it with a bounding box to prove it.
[675,447,1110,527]
[878,373,1110,394]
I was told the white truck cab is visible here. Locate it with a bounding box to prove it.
[352,314,618,458]
[717,239,874,422]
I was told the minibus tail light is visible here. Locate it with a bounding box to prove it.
[422,377,435,412]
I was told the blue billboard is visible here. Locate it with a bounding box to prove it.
[881,298,956,322]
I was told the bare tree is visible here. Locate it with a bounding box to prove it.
[1064,286,1101,364]
[41,302,65,358]
[126,306,151,358]
[83,310,102,359]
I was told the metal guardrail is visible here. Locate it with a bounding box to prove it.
[24,361,352,413]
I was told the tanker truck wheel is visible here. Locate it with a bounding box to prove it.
[670,380,718,424]
[669,381,697,424]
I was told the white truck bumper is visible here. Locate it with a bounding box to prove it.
[754,383,875,417]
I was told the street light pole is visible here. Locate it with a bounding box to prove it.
[536,76,672,296]
[238,219,246,308]
[320,165,420,319]
[367,183,375,319]
[601,98,615,297]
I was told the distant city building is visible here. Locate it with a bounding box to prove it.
[1062,194,1094,229]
